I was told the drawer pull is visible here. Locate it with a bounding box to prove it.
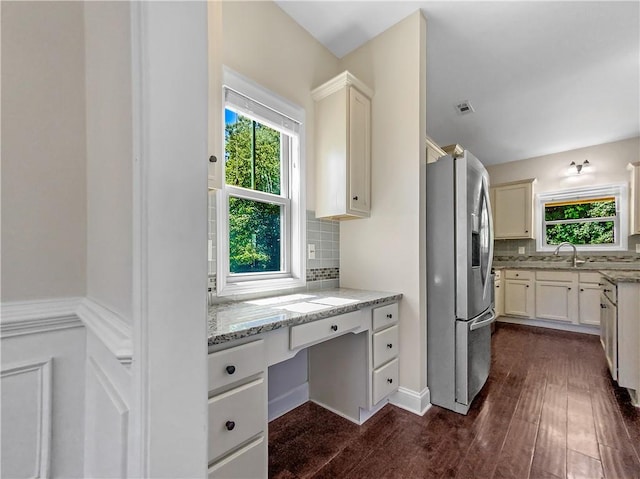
[580,288,584,292]
[387,378,393,384]
[225,420,235,431]
[386,313,393,319]
[330,324,338,332]
[225,365,236,375]
[604,288,611,292]
[526,285,529,288]
[600,304,605,309]
[515,273,519,277]
[353,195,358,201]
[496,285,500,288]
[568,287,572,291]
[387,343,393,349]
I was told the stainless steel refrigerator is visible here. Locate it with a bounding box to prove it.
[426,151,495,415]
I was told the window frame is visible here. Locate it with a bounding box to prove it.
[216,67,306,296]
[535,184,628,252]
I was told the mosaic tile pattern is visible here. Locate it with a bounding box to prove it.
[306,267,340,282]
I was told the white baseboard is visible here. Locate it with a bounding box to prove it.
[390,386,431,416]
[268,382,309,422]
[498,316,599,336]
[1,297,83,337]
[77,299,133,366]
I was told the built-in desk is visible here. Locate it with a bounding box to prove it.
[207,288,402,478]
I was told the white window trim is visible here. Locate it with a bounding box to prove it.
[216,67,306,297]
[535,184,628,252]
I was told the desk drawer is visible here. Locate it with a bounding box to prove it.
[208,377,266,462]
[372,325,398,369]
[208,435,266,479]
[372,303,398,331]
[372,357,399,404]
[290,311,361,350]
[208,340,265,392]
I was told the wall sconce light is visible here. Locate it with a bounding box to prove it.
[569,159,590,174]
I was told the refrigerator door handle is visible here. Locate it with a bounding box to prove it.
[483,175,494,286]
[470,309,497,331]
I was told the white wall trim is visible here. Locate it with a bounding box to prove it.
[86,357,130,478]
[77,299,133,366]
[267,382,309,422]
[390,386,432,416]
[498,316,600,335]
[1,357,53,479]
[1,298,83,338]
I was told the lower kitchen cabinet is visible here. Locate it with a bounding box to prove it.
[579,272,602,326]
[500,269,604,330]
[504,270,534,318]
[600,286,617,381]
[601,277,640,397]
[494,270,504,317]
[534,271,578,323]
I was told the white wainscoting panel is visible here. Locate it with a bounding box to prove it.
[84,355,129,479]
[1,297,82,338]
[1,358,52,479]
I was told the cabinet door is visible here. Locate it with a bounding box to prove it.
[630,163,640,235]
[493,183,533,239]
[494,279,504,317]
[602,296,618,380]
[348,87,371,215]
[504,280,533,317]
[579,284,601,326]
[535,281,576,323]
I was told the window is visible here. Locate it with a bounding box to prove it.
[536,185,628,252]
[217,68,305,295]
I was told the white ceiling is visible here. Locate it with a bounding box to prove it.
[276,1,640,165]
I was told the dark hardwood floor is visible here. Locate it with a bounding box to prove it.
[268,323,640,479]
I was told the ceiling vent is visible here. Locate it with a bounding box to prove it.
[455,100,475,115]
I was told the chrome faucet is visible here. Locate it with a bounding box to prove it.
[553,242,586,268]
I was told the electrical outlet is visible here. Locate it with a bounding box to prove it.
[308,244,316,259]
[518,246,526,255]
[636,243,640,253]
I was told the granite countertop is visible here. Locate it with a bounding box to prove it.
[493,263,640,284]
[208,287,402,345]
[599,270,640,284]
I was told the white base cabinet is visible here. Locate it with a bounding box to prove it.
[503,270,535,318]
[534,271,578,323]
[208,301,401,477]
[500,269,603,330]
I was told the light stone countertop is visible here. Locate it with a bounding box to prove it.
[493,263,640,284]
[208,287,402,345]
[599,270,640,284]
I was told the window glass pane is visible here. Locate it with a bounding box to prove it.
[544,198,616,221]
[225,109,281,195]
[229,197,282,274]
[545,220,615,245]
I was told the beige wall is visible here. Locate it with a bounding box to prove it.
[487,137,639,193]
[340,11,428,394]
[84,2,133,321]
[1,1,87,301]
[222,1,340,211]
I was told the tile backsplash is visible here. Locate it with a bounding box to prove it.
[493,235,640,269]
[208,190,340,298]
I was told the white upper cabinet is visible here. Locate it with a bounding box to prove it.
[491,178,536,239]
[313,71,373,220]
[629,162,640,235]
[426,136,446,164]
